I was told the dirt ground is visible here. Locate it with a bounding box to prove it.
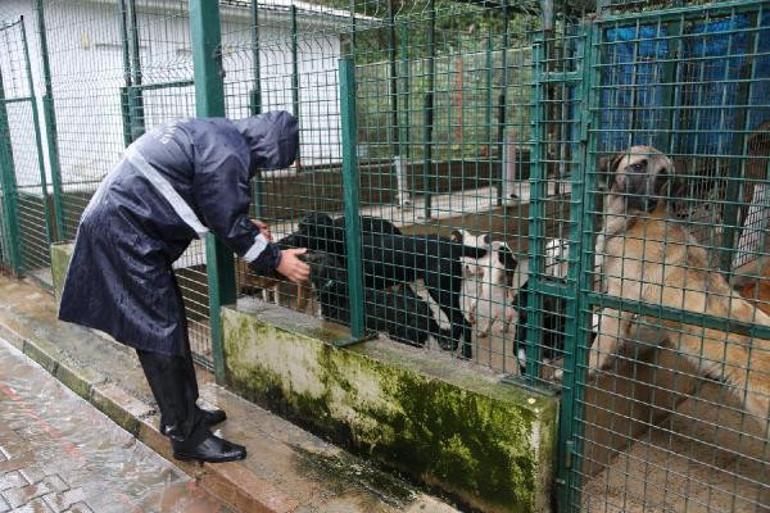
[582,382,770,513]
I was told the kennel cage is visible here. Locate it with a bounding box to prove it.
[0,0,767,511]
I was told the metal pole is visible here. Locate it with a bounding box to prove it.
[290,5,301,169]
[496,0,509,205]
[557,20,599,512]
[34,0,65,241]
[486,22,493,147]
[0,61,22,274]
[339,57,365,339]
[388,0,399,157]
[118,0,133,147]
[524,35,545,382]
[189,0,234,384]
[250,0,263,219]
[20,17,53,252]
[400,21,410,160]
[422,0,435,219]
[126,0,145,141]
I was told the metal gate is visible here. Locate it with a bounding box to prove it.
[550,1,770,512]
[0,16,53,285]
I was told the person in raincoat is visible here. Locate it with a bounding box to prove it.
[58,111,310,463]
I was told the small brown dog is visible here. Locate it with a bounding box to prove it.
[236,258,312,312]
[591,146,770,427]
[236,219,312,312]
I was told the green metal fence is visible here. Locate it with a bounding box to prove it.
[0,15,52,285]
[0,0,768,511]
[568,3,770,512]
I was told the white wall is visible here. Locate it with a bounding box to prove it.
[0,0,343,195]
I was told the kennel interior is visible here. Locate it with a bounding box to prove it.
[0,0,767,511]
[222,0,770,509]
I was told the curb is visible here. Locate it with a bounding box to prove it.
[0,317,277,513]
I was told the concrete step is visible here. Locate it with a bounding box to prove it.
[0,275,461,513]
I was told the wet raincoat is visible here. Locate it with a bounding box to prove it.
[59,111,299,355]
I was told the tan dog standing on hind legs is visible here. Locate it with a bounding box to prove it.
[590,146,770,428]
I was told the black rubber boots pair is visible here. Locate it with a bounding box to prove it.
[137,348,246,463]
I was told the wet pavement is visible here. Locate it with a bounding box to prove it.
[0,337,233,513]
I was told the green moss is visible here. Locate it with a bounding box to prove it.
[50,243,74,302]
[223,306,557,513]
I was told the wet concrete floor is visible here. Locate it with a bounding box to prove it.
[0,337,233,513]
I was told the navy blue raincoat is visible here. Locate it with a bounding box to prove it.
[59,111,299,355]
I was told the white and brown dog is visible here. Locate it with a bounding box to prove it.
[453,230,517,338]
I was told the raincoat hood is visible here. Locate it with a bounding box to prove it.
[233,111,299,174]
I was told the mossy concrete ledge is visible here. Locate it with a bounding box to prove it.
[50,242,75,302]
[223,300,559,513]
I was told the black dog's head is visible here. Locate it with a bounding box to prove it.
[302,250,345,292]
[599,146,677,215]
[277,211,341,252]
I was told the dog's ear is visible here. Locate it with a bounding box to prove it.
[450,230,464,243]
[652,157,683,198]
[496,243,518,273]
[597,152,624,190]
[299,211,334,230]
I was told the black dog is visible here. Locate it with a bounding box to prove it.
[511,278,567,373]
[306,251,452,348]
[278,212,402,253]
[511,277,599,374]
[279,212,489,357]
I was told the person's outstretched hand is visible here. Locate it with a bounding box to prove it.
[277,248,310,284]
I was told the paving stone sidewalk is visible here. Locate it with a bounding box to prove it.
[0,336,234,513]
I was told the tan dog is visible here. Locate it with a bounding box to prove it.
[236,259,311,313]
[591,146,770,427]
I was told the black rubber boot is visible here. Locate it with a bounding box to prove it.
[160,407,226,436]
[201,407,227,426]
[169,427,247,463]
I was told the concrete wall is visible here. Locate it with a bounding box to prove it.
[222,300,559,513]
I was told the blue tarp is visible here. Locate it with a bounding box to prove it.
[599,11,770,154]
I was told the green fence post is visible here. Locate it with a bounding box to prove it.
[339,57,365,340]
[557,20,598,513]
[399,21,410,160]
[0,63,22,274]
[34,0,65,242]
[485,23,493,148]
[126,0,145,141]
[20,16,53,251]
[118,0,133,147]
[496,0,509,205]
[250,0,263,219]
[189,0,234,384]
[422,0,435,219]
[524,34,545,382]
[388,0,399,159]
[290,5,300,128]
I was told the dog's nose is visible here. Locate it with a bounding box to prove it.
[643,197,659,213]
[627,195,658,213]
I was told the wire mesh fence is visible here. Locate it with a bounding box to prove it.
[573,2,770,512]
[0,0,768,511]
[131,0,213,365]
[0,14,52,284]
